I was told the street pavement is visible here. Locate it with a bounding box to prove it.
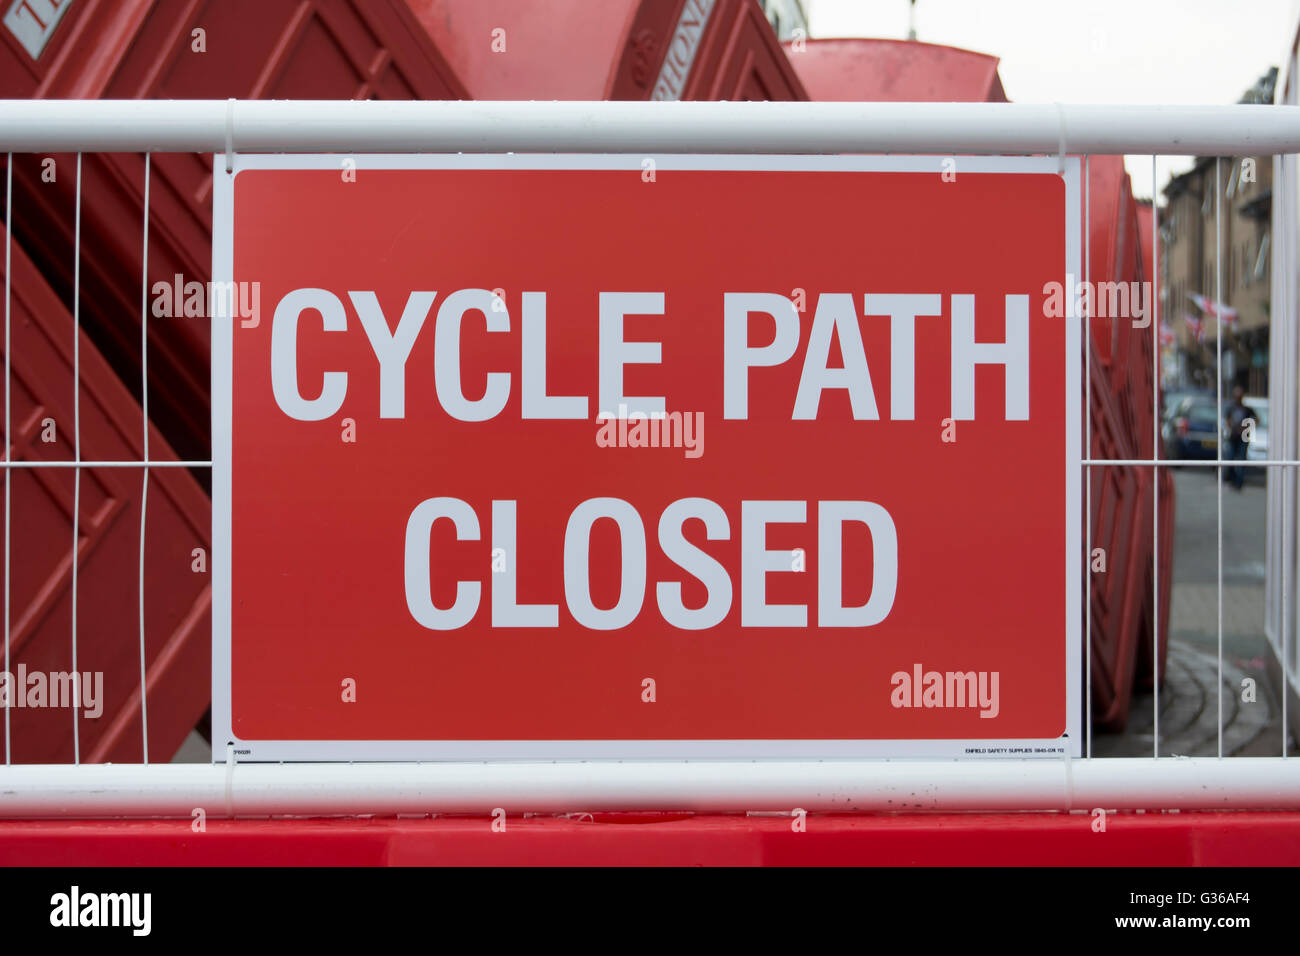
[1094,468,1294,757]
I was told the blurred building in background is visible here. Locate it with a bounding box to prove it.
[1160,68,1277,395]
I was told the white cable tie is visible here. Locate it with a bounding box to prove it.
[1062,745,1074,812]
[1055,102,1068,174]
[225,98,235,175]
[224,741,236,818]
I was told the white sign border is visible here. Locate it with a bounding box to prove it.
[212,152,1082,762]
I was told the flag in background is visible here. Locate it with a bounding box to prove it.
[1187,291,1238,326]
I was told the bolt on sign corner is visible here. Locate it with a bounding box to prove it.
[212,153,1081,760]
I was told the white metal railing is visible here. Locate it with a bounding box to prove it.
[0,758,1297,817]
[0,100,1296,155]
[1271,45,1300,735]
[0,99,1298,817]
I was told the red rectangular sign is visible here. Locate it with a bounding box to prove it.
[213,155,1081,759]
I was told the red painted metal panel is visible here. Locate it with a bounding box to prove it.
[1137,202,1155,290]
[1136,468,1175,693]
[1088,352,1145,731]
[645,0,807,101]
[1110,171,1152,455]
[409,0,807,102]
[783,37,1008,103]
[409,0,639,100]
[1,812,1298,865]
[1084,156,1128,369]
[0,0,467,758]
[0,224,212,764]
[1080,156,1169,726]
[1131,197,1159,459]
[1,0,469,463]
[1085,158,1156,456]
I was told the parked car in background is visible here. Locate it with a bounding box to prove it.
[1245,395,1269,480]
[1161,386,1211,426]
[1162,395,1221,459]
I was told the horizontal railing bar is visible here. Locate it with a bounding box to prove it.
[0,460,211,468]
[1084,459,1298,466]
[2,459,1294,468]
[2,459,1294,469]
[0,101,1298,155]
[0,759,1296,817]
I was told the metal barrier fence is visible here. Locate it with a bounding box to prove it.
[1,99,1299,817]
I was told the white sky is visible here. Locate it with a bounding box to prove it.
[804,0,1300,198]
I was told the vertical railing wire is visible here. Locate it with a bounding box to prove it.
[138,154,151,764]
[70,154,82,764]
[1285,402,1292,757]
[1152,154,1161,758]
[3,153,10,766]
[1288,148,1295,759]
[1084,154,1093,758]
[1215,156,1224,759]
[1286,153,1294,759]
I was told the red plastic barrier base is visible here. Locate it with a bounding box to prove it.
[2,812,1299,866]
